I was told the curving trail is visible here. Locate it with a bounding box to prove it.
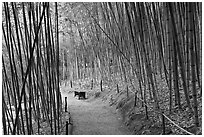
[62,91,131,135]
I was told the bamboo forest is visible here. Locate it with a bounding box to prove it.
[1,2,202,135]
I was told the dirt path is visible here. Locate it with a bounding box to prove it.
[62,91,131,135]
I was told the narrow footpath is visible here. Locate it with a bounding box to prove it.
[62,91,131,135]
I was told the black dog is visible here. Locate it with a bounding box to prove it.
[78,92,86,99]
[74,91,86,100]
[74,91,79,97]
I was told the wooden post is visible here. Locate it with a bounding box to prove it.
[65,97,67,112]
[162,113,165,135]
[91,79,93,90]
[145,104,148,119]
[116,84,119,93]
[68,117,71,124]
[66,121,68,135]
[126,85,129,98]
[100,80,102,92]
[134,92,137,107]
[70,80,72,88]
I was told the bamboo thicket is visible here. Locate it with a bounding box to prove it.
[2,2,62,135]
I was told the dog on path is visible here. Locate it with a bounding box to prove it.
[74,91,86,99]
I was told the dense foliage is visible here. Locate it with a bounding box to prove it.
[2,2,202,135]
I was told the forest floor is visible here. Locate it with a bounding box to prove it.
[60,87,132,135]
[60,83,164,135]
[59,77,202,135]
[33,78,201,135]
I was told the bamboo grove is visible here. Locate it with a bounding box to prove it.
[2,3,62,134]
[2,2,202,135]
[58,2,202,130]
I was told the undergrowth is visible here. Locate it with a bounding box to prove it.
[71,74,202,135]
